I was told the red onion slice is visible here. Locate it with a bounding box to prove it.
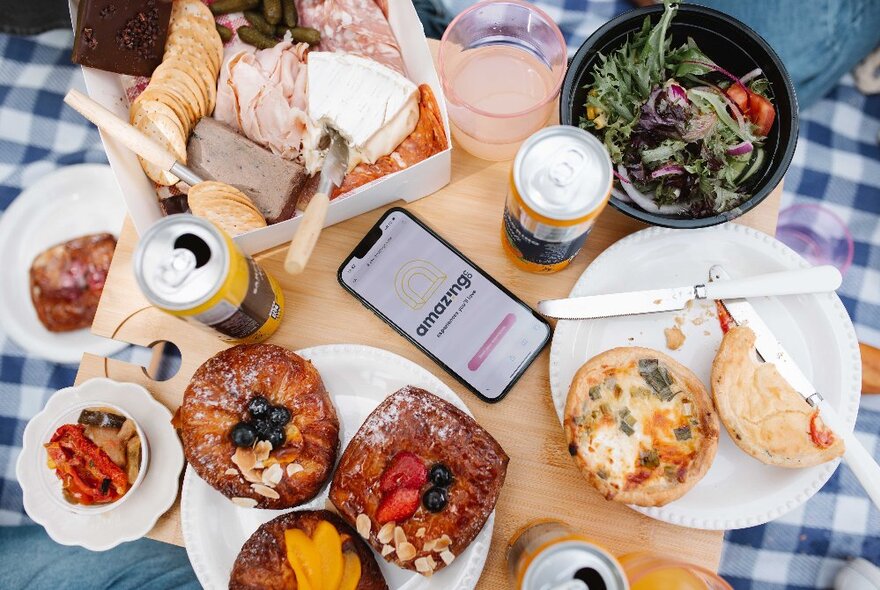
[739,68,763,85]
[650,164,685,179]
[617,165,688,215]
[726,141,753,156]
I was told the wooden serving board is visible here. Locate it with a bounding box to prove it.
[75,41,783,589]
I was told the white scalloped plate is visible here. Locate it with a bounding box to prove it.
[549,224,861,530]
[181,344,493,590]
[16,378,184,550]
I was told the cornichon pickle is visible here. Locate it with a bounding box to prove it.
[243,10,276,36]
[237,26,278,49]
[210,0,259,15]
[262,0,282,25]
[277,26,321,45]
[282,0,298,27]
[215,24,233,43]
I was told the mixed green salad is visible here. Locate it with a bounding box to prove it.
[580,0,777,217]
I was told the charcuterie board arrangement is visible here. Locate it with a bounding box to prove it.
[11,0,875,588]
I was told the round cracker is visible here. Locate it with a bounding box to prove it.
[166,27,221,75]
[169,17,224,69]
[155,57,210,117]
[188,182,262,216]
[188,189,267,236]
[133,87,192,133]
[163,55,217,115]
[170,0,215,26]
[133,112,187,185]
[131,99,186,143]
[152,62,206,119]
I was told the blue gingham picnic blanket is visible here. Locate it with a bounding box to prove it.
[1,5,879,588]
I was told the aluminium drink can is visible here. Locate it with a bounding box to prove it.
[508,520,628,590]
[502,125,613,273]
[133,215,284,343]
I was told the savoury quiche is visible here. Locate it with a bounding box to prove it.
[711,326,845,468]
[564,347,719,507]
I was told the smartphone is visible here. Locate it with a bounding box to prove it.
[338,207,551,403]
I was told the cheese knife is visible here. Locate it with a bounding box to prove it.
[712,265,880,509]
[284,129,348,275]
[537,265,842,320]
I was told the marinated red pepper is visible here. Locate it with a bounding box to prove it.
[44,424,129,505]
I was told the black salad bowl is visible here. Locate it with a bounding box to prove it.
[560,3,799,228]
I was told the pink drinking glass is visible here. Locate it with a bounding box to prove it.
[776,204,855,276]
[439,0,567,161]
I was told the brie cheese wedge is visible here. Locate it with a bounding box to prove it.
[304,51,419,174]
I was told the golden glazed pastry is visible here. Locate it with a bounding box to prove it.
[181,344,339,509]
[711,326,845,467]
[564,347,719,507]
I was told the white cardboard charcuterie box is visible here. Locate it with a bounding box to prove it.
[68,0,451,255]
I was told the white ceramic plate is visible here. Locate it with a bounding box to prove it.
[0,164,128,364]
[181,344,493,590]
[549,223,861,530]
[16,378,184,550]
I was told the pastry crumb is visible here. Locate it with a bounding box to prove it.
[664,326,686,350]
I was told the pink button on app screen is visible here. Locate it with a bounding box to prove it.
[468,313,516,371]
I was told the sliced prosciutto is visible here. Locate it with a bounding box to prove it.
[296,0,406,75]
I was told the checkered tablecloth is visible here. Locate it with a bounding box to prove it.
[1,3,879,587]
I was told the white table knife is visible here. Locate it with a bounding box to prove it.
[712,265,880,510]
[537,266,842,320]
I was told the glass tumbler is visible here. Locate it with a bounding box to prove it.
[438,0,567,161]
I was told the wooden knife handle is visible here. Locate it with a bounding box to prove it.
[63,89,178,171]
[862,342,880,394]
[284,191,329,275]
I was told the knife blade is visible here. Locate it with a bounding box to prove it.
[712,265,880,509]
[537,266,842,320]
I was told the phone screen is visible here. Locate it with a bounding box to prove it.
[338,208,551,402]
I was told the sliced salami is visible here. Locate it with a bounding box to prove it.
[296,0,405,74]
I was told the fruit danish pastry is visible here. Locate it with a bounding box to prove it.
[181,344,339,509]
[230,510,387,590]
[329,386,508,576]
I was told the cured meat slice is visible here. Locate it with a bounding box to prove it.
[333,84,447,197]
[296,0,405,75]
[215,40,310,160]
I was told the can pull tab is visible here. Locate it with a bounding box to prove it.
[158,248,198,288]
[548,148,585,187]
[550,581,589,590]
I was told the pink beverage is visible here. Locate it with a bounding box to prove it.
[439,0,566,161]
[446,45,560,160]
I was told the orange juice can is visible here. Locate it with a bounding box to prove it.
[501,125,613,273]
[507,520,628,590]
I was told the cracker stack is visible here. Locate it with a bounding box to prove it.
[130,0,224,186]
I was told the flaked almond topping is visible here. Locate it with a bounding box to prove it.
[440,550,455,565]
[381,544,394,557]
[396,542,416,562]
[251,483,280,499]
[231,497,258,508]
[232,447,257,472]
[426,555,437,569]
[377,522,395,545]
[254,440,272,463]
[356,514,371,539]
[224,468,238,476]
[415,527,426,538]
[393,526,407,548]
[415,556,435,573]
[435,535,452,550]
[262,463,283,487]
[286,462,304,477]
[422,539,437,553]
